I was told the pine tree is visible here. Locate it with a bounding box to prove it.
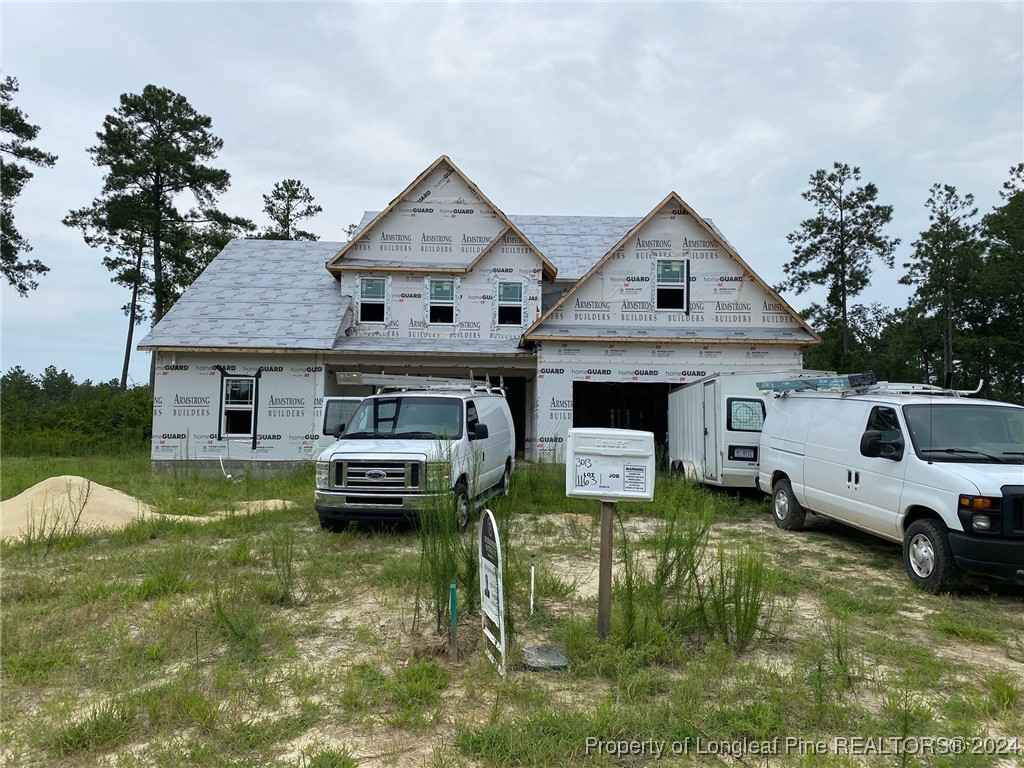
[64,85,246,387]
[0,76,58,295]
[260,179,322,240]
[783,162,900,356]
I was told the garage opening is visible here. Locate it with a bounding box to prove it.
[572,382,670,448]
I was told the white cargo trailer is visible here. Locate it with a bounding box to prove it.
[668,370,831,488]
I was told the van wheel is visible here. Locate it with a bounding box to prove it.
[453,484,471,531]
[499,463,511,497]
[319,516,350,533]
[772,479,806,530]
[904,519,958,593]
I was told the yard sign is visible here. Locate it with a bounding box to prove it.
[479,508,507,677]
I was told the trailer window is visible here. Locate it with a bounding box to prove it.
[223,377,254,436]
[727,398,765,432]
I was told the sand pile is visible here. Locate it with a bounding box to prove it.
[0,475,297,541]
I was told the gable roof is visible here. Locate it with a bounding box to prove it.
[522,191,820,345]
[326,155,557,281]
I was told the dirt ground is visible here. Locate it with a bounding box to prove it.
[0,475,296,540]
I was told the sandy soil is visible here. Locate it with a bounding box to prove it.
[0,475,296,540]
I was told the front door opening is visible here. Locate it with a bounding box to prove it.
[572,381,670,450]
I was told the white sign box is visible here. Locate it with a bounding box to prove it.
[565,428,656,502]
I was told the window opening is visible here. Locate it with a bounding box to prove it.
[429,278,455,324]
[656,259,689,311]
[497,281,523,326]
[223,377,255,436]
[360,277,385,322]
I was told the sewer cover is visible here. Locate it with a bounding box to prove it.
[523,644,568,671]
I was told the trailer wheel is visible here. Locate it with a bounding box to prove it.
[453,483,471,531]
[772,479,806,531]
[904,519,958,593]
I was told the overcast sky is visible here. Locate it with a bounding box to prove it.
[2,1,1021,386]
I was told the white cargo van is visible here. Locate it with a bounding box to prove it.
[314,375,514,531]
[668,370,832,488]
[757,374,1024,592]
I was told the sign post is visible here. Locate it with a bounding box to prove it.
[565,428,655,640]
[479,508,507,677]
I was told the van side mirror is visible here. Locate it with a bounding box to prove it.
[470,423,489,441]
[860,430,904,461]
[333,423,345,439]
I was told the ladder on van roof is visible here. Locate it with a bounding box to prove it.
[756,373,984,397]
[756,372,878,393]
[335,371,506,395]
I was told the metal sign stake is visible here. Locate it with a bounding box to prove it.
[597,500,614,639]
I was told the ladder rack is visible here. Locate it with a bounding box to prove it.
[757,373,983,398]
[335,371,506,395]
[757,372,878,393]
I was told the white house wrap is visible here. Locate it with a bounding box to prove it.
[139,155,818,473]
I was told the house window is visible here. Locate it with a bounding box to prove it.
[497,281,523,326]
[223,377,255,436]
[656,259,689,311]
[429,278,455,324]
[360,277,385,322]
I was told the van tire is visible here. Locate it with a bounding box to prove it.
[319,517,350,533]
[772,479,806,530]
[453,483,471,531]
[499,462,511,497]
[903,519,958,593]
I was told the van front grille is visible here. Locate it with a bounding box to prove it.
[333,461,421,491]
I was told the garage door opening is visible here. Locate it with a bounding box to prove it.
[572,381,670,448]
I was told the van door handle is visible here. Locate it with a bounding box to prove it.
[855,471,860,484]
[847,470,852,483]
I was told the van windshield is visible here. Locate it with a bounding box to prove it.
[904,403,1024,463]
[342,397,463,440]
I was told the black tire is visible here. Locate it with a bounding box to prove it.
[318,516,350,533]
[499,462,511,497]
[772,478,806,531]
[903,518,958,593]
[453,483,471,531]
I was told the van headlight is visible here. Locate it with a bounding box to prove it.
[316,461,330,489]
[959,495,1000,533]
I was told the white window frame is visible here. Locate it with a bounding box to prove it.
[359,277,386,323]
[655,259,689,312]
[428,278,456,325]
[222,377,255,437]
[496,280,524,326]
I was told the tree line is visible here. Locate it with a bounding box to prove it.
[783,162,1023,404]
[2,76,1022,402]
[0,366,151,455]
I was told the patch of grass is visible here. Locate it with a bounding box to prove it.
[49,697,138,757]
[3,458,1021,768]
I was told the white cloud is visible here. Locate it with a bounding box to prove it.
[1,0,1020,382]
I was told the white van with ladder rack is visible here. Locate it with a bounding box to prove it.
[757,373,1024,592]
[314,373,515,531]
